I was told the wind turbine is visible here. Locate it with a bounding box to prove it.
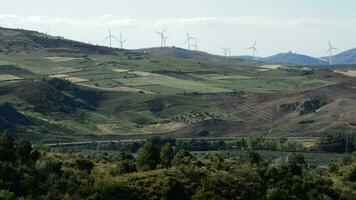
[191,39,199,51]
[221,47,231,57]
[185,32,195,50]
[155,28,168,47]
[247,41,259,60]
[105,28,118,48]
[163,35,170,46]
[325,40,338,65]
[118,32,127,49]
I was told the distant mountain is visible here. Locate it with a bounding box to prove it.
[262,52,328,65]
[323,48,356,65]
[137,47,247,64]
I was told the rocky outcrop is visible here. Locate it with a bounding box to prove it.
[278,96,329,115]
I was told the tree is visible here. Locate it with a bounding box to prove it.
[110,160,136,176]
[0,131,15,162]
[75,159,94,174]
[15,139,33,165]
[172,150,193,166]
[160,177,189,200]
[245,151,263,166]
[0,190,15,200]
[160,143,174,168]
[136,142,160,171]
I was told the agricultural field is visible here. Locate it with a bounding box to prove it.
[0,27,355,143]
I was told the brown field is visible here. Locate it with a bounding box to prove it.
[45,57,84,62]
[0,74,23,81]
[78,83,155,94]
[65,77,89,83]
[334,70,356,77]
[49,74,69,78]
[128,71,160,77]
[143,122,186,133]
[112,68,130,73]
[260,65,284,70]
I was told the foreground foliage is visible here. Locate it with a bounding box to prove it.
[0,133,355,200]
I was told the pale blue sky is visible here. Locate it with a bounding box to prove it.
[1,0,356,56]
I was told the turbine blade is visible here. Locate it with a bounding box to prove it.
[324,49,331,55]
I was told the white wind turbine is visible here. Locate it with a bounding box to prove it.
[105,28,118,48]
[221,47,231,57]
[191,39,199,51]
[325,40,338,65]
[156,28,168,47]
[163,35,170,46]
[247,41,259,60]
[185,32,196,50]
[118,33,127,49]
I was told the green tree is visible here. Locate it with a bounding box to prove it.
[110,160,136,176]
[245,151,263,166]
[160,143,174,168]
[136,142,160,171]
[172,150,193,166]
[0,190,15,200]
[0,131,15,162]
[160,177,189,200]
[75,159,94,174]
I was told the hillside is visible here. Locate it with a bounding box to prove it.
[262,52,328,65]
[137,47,248,65]
[0,26,355,143]
[324,48,356,64]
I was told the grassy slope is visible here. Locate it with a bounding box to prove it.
[0,27,355,142]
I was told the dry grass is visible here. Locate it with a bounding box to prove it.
[0,74,23,81]
[260,65,284,70]
[49,74,69,78]
[143,122,185,133]
[334,70,356,77]
[128,71,160,77]
[65,77,89,83]
[78,83,155,94]
[207,75,251,80]
[112,68,130,73]
[45,57,83,62]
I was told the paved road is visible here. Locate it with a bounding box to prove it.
[43,136,319,147]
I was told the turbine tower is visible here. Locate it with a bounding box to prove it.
[118,33,127,49]
[191,39,199,51]
[105,28,118,48]
[156,28,168,47]
[325,40,338,65]
[247,41,259,60]
[185,32,195,50]
[163,35,170,46]
[221,47,231,57]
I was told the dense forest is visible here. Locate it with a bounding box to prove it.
[0,131,355,200]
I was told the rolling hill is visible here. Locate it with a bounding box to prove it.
[321,48,356,65]
[0,26,356,143]
[137,47,249,65]
[261,52,328,65]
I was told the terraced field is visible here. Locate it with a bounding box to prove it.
[0,27,354,143]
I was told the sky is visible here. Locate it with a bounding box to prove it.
[1,0,356,57]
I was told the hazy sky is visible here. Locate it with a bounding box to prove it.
[1,0,356,57]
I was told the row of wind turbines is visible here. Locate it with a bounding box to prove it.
[104,28,338,65]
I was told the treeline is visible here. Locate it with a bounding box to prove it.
[1,132,356,199]
[320,133,356,153]
[93,136,306,153]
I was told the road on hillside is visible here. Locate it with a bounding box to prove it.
[42,136,319,147]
